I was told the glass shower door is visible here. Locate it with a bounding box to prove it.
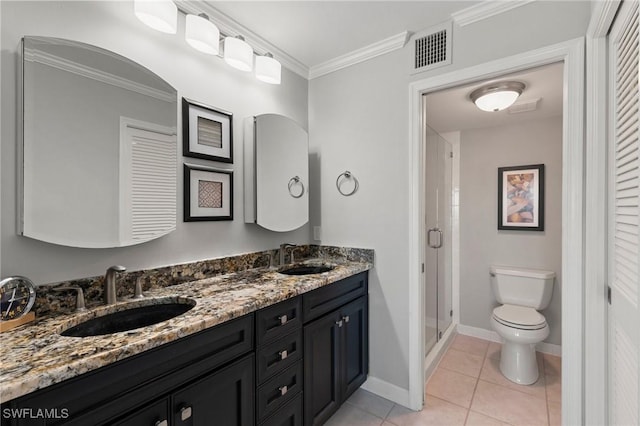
[424,124,453,355]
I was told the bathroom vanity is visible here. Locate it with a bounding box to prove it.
[0,259,370,426]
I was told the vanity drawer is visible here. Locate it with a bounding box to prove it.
[260,393,303,426]
[257,361,303,422]
[257,331,303,384]
[303,272,367,323]
[256,296,302,345]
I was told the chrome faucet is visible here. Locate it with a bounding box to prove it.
[279,243,296,266]
[104,265,126,305]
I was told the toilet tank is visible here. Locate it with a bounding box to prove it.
[490,265,555,309]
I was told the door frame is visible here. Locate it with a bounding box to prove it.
[584,1,621,424]
[407,37,585,425]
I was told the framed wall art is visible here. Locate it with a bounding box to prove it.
[497,164,545,231]
[182,98,233,163]
[184,164,233,221]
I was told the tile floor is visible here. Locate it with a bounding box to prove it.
[326,334,561,426]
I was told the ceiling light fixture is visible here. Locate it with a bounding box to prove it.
[255,53,281,85]
[134,0,178,34]
[224,35,253,72]
[469,81,526,112]
[185,13,220,55]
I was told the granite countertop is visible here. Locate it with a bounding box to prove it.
[0,258,371,402]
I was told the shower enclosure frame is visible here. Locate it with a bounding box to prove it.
[423,122,457,361]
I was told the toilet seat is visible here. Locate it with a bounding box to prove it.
[492,304,546,330]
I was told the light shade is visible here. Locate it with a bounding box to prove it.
[470,81,525,112]
[255,53,281,84]
[224,36,253,72]
[134,0,177,34]
[185,14,220,55]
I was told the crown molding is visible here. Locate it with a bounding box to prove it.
[309,31,409,80]
[452,0,535,27]
[24,48,175,102]
[176,0,309,79]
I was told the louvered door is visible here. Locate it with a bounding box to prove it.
[608,1,640,424]
[119,120,177,246]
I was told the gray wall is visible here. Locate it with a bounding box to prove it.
[1,1,310,284]
[459,116,563,345]
[310,1,588,392]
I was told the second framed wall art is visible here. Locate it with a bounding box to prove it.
[184,164,233,222]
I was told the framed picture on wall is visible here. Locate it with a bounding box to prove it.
[497,164,545,231]
[184,163,233,221]
[182,98,233,163]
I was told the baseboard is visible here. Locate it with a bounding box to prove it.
[456,324,502,343]
[536,341,562,357]
[456,324,562,356]
[360,375,410,408]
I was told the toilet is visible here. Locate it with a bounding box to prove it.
[489,265,555,385]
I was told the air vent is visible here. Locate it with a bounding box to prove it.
[508,98,541,114]
[411,21,452,74]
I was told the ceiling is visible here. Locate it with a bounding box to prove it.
[425,62,564,133]
[204,1,562,133]
[209,1,476,68]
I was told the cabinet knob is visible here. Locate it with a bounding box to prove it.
[343,315,350,323]
[278,314,288,325]
[180,406,192,421]
[336,320,343,328]
[279,349,288,360]
[279,385,288,396]
[155,421,168,426]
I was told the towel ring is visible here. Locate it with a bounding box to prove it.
[336,171,359,196]
[288,176,305,198]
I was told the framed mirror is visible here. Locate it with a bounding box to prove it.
[19,37,178,248]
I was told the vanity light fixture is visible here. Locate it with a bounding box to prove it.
[134,3,281,84]
[185,13,220,55]
[224,35,253,72]
[255,53,281,85]
[470,81,526,112]
[134,0,178,34]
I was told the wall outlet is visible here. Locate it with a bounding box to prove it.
[313,226,322,241]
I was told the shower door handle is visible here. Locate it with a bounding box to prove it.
[427,228,443,249]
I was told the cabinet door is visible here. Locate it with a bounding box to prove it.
[115,398,170,426]
[340,296,369,400]
[303,310,341,426]
[172,355,254,426]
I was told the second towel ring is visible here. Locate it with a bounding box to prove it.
[336,171,359,196]
[288,176,305,198]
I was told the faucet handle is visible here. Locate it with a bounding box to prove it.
[53,285,86,312]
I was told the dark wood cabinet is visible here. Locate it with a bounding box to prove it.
[114,398,169,426]
[340,296,369,399]
[3,315,254,426]
[2,271,368,426]
[172,355,254,426]
[302,273,369,426]
[255,297,304,425]
[303,310,342,426]
[260,394,303,426]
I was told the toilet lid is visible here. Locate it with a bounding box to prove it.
[493,304,546,330]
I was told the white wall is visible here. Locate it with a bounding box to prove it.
[1,1,310,284]
[459,117,563,345]
[309,1,590,395]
